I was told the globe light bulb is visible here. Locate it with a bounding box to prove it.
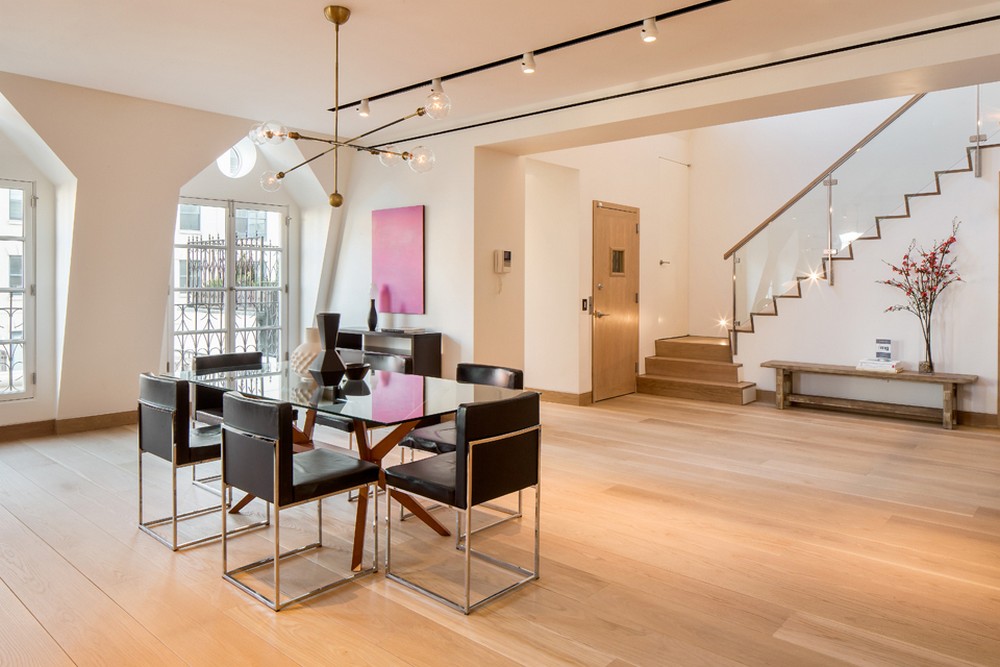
[424,80,452,120]
[378,145,403,167]
[407,146,435,173]
[251,120,288,145]
[260,171,282,192]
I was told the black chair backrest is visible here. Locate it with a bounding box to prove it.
[138,373,191,462]
[366,353,411,374]
[192,351,264,374]
[456,363,524,389]
[222,392,294,506]
[455,392,539,508]
[191,352,264,421]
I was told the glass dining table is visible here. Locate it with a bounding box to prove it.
[168,362,525,568]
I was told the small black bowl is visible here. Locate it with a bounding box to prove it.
[344,362,370,381]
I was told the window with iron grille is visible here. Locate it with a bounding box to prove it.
[0,179,34,399]
[172,197,286,372]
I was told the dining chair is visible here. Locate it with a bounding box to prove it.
[397,363,525,535]
[137,373,268,550]
[384,391,540,614]
[221,391,381,611]
[191,351,264,425]
[401,363,523,454]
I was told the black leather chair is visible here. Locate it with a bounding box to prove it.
[397,363,525,535]
[384,391,541,614]
[221,391,381,611]
[191,351,264,425]
[137,373,267,550]
[401,363,524,454]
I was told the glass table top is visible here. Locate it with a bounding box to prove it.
[169,363,525,427]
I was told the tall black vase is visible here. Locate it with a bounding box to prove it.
[367,298,378,332]
[309,312,346,386]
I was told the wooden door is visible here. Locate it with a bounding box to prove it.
[592,201,639,402]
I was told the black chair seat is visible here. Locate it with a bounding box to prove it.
[403,422,456,454]
[384,451,457,507]
[184,424,223,465]
[399,363,522,454]
[292,449,379,503]
[195,406,225,426]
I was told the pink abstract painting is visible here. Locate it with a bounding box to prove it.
[372,205,424,314]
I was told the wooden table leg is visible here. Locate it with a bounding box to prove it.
[349,419,452,571]
[351,485,370,571]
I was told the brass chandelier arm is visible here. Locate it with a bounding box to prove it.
[275,140,410,180]
[345,108,426,145]
[251,5,445,206]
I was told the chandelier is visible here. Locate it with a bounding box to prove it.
[248,5,450,207]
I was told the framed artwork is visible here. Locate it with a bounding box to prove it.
[372,205,425,314]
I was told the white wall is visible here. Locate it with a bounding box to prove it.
[0,73,261,422]
[524,159,581,392]
[688,97,905,336]
[735,149,998,414]
[326,131,476,376]
[2,14,1000,420]
[528,134,691,391]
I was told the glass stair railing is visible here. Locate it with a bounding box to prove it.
[724,82,1000,345]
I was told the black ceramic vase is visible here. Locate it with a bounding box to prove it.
[309,312,346,386]
[367,298,378,332]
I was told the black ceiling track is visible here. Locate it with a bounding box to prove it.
[366,13,1000,148]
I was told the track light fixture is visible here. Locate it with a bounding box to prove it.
[521,52,536,74]
[641,17,658,43]
[248,5,449,208]
[358,98,370,117]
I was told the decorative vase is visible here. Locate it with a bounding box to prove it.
[919,334,934,373]
[289,327,321,378]
[367,298,378,332]
[309,313,346,386]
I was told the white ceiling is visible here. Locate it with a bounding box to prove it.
[3,0,1000,146]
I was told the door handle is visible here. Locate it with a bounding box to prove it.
[593,310,609,318]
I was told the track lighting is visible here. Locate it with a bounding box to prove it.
[641,17,658,43]
[521,52,536,74]
[425,78,452,120]
[358,98,370,117]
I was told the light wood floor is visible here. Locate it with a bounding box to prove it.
[0,395,998,666]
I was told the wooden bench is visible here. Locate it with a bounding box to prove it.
[760,360,977,429]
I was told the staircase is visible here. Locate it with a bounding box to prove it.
[637,336,756,405]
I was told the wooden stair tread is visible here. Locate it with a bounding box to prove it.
[655,335,729,346]
[645,356,743,368]
[638,374,755,389]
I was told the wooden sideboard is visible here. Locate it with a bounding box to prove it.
[338,328,442,377]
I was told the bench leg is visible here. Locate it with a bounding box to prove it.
[942,382,956,430]
[774,369,792,409]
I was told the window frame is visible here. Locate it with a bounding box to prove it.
[0,178,35,401]
[170,196,288,372]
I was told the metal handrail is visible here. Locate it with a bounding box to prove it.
[722,93,925,260]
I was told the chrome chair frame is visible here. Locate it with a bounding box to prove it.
[221,422,379,612]
[137,397,267,551]
[386,423,540,615]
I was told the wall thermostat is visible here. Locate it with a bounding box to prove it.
[493,249,512,274]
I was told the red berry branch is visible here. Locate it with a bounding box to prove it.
[877,218,961,371]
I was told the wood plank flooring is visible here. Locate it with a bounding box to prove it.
[0,395,997,666]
